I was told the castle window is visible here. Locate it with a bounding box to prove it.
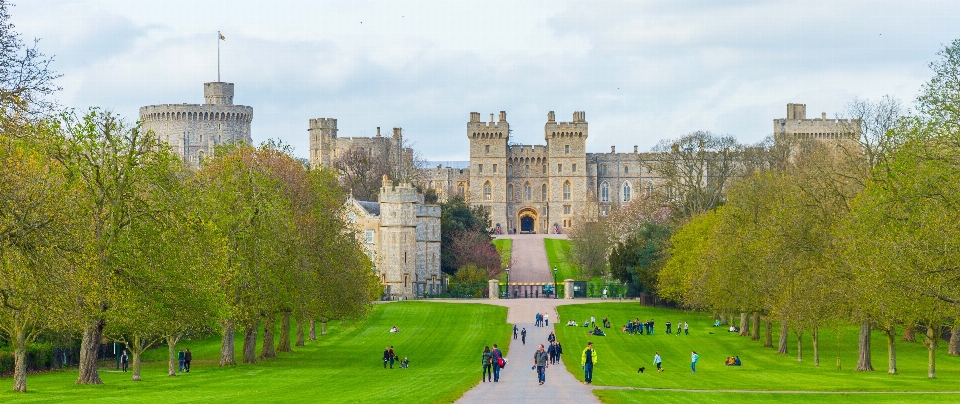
[483,181,492,200]
[600,182,609,202]
[524,183,531,201]
[647,184,653,197]
[478,164,483,173]
[624,165,629,174]
[622,182,632,202]
[602,164,607,175]
[525,165,530,174]
[364,230,375,244]
[565,145,570,154]
[198,150,205,164]
[563,205,571,214]
[601,207,609,216]
[457,183,465,195]
[542,165,547,174]
[493,164,498,173]
[508,166,512,175]
[507,184,514,201]
[348,212,356,223]
[485,145,490,153]
[572,164,577,173]
[557,164,562,173]
[563,181,571,200]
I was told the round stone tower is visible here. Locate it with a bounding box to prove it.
[139,82,253,168]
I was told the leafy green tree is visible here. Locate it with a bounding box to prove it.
[608,222,671,297]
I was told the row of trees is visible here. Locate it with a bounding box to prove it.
[574,40,960,379]
[0,111,381,392]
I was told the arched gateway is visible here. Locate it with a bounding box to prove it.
[517,207,538,234]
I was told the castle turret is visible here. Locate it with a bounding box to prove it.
[467,111,509,230]
[308,118,338,170]
[545,111,588,232]
[139,82,252,169]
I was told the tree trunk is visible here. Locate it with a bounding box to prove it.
[166,335,180,376]
[776,322,789,354]
[260,314,277,359]
[13,327,27,392]
[321,321,327,335]
[220,320,236,367]
[76,319,105,384]
[751,312,760,341]
[277,312,293,353]
[764,319,773,348]
[131,349,142,381]
[296,319,305,347]
[856,320,874,371]
[812,328,820,367]
[243,324,258,364]
[924,326,937,379]
[309,321,316,340]
[885,327,897,374]
[796,331,803,362]
[948,321,960,356]
[341,318,346,325]
[738,312,749,337]
[902,327,916,342]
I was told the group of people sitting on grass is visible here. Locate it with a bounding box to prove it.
[725,356,742,366]
[390,326,401,333]
[566,320,578,326]
[590,326,606,336]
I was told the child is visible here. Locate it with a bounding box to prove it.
[400,357,410,368]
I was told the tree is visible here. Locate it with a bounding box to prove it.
[568,219,611,278]
[649,131,742,222]
[0,128,79,392]
[608,222,671,298]
[439,195,491,275]
[0,0,60,130]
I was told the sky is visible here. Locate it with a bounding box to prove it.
[12,0,960,160]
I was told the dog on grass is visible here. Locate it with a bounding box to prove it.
[637,366,645,373]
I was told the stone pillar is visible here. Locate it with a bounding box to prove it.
[488,280,500,300]
[564,279,575,299]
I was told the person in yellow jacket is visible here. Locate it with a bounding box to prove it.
[580,342,597,384]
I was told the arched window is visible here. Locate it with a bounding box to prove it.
[542,165,547,174]
[524,182,531,200]
[507,183,514,201]
[600,182,609,202]
[541,184,548,201]
[525,165,530,174]
[563,181,571,200]
[483,181,492,200]
[457,183,465,196]
[622,181,632,202]
[508,166,513,175]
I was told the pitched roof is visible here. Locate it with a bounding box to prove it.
[356,200,381,216]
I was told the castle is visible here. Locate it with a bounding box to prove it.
[140,82,253,168]
[344,178,442,299]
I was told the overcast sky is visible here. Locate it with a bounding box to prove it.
[13,0,959,160]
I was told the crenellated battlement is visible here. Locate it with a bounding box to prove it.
[379,177,420,204]
[309,117,338,130]
[139,104,253,123]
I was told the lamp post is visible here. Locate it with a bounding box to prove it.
[553,267,558,299]
[505,268,510,299]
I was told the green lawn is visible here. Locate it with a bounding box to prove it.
[556,303,960,404]
[544,238,579,280]
[493,238,512,272]
[1,302,510,403]
[595,390,960,403]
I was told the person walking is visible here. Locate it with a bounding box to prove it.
[482,346,493,382]
[513,324,518,339]
[491,344,504,382]
[684,322,690,335]
[556,341,563,362]
[547,341,557,365]
[545,313,549,327]
[184,348,192,372]
[653,351,663,373]
[533,344,549,385]
[581,342,597,385]
[676,320,682,336]
[383,346,390,368]
[389,346,396,369]
[691,351,699,374]
[590,316,596,328]
[665,320,672,335]
[521,328,527,345]
[178,348,186,372]
[547,331,556,343]
[120,350,129,372]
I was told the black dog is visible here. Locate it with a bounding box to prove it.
[637,367,645,373]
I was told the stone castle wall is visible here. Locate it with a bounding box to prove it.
[774,103,859,140]
[140,82,252,168]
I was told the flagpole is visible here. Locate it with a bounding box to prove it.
[217,31,221,82]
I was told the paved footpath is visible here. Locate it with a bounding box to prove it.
[495,234,565,283]
[449,298,603,404]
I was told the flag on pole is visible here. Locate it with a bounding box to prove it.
[219,32,226,41]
